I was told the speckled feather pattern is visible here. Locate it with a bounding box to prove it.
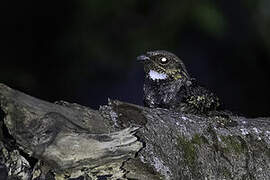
[140,50,220,114]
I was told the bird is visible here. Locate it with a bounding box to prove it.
[137,50,220,114]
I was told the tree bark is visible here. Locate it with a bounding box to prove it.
[0,83,269,180]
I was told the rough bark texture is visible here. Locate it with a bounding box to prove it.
[0,83,269,180]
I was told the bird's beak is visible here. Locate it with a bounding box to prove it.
[136,54,150,62]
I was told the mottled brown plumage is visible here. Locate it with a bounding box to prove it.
[137,50,220,114]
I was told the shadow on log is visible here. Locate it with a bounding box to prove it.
[0,83,269,180]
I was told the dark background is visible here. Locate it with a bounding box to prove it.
[1,0,270,117]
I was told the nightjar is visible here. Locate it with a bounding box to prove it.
[137,50,220,114]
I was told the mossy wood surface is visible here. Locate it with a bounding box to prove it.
[0,83,269,180]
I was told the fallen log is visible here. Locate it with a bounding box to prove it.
[0,83,269,180]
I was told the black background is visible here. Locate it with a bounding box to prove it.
[1,0,270,117]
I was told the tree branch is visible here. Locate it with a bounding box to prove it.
[0,83,269,180]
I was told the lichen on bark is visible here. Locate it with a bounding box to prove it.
[0,83,269,180]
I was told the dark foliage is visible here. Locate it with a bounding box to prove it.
[1,0,270,117]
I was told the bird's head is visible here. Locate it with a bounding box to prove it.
[137,50,190,81]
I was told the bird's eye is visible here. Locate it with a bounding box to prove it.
[160,57,168,64]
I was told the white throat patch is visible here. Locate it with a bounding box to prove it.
[149,70,168,80]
